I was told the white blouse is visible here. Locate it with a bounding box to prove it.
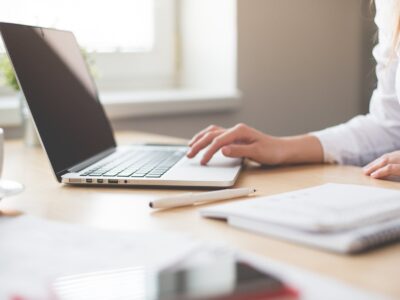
[312,0,400,166]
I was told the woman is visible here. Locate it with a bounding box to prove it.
[187,0,400,181]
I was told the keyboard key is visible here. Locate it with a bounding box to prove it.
[88,173,104,177]
[152,169,168,173]
[148,170,165,175]
[102,172,119,177]
[117,172,134,177]
[131,173,146,178]
[146,174,162,178]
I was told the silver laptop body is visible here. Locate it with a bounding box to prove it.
[0,22,242,187]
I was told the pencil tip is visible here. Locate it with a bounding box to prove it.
[149,202,153,208]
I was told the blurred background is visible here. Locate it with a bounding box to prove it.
[0,0,377,139]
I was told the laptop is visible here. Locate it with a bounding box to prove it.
[0,22,242,187]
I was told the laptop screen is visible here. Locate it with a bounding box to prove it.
[0,23,116,179]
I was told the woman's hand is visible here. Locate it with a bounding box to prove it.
[363,151,400,179]
[187,124,286,165]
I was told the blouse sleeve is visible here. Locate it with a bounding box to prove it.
[311,0,400,166]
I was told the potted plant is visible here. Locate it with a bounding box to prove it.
[0,54,40,147]
[0,55,20,91]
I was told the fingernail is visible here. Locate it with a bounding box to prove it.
[371,171,378,178]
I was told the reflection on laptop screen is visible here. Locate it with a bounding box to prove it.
[0,23,116,178]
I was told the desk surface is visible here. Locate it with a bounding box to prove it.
[2,131,400,298]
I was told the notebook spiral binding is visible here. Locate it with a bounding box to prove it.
[357,224,400,252]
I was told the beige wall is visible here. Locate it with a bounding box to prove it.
[112,0,376,139]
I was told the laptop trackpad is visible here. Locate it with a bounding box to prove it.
[163,150,242,182]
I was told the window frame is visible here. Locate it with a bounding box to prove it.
[92,0,178,91]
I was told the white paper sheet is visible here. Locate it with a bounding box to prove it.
[0,215,388,300]
[0,216,200,299]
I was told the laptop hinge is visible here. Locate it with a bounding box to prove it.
[56,147,116,179]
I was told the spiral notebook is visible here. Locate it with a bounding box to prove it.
[201,183,400,254]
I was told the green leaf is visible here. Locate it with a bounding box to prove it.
[0,55,20,91]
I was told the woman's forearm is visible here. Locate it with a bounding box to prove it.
[279,134,324,165]
[187,124,325,166]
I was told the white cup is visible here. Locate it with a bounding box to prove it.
[0,129,24,199]
[0,128,3,179]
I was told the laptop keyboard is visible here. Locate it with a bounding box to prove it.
[80,149,186,179]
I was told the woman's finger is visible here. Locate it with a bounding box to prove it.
[188,125,223,146]
[363,155,390,175]
[187,129,224,158]
[201,124,251,165]
[370,164,400,179]
[222,144,257,160]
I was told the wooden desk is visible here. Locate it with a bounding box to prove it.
[2,131,400,298]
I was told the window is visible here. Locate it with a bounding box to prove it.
[0,0,177,93]
[0,0,239,126]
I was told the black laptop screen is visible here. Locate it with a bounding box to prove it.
[0,23,116,179]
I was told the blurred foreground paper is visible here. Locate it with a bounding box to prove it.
[0,216,199,299]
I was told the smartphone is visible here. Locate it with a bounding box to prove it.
[52,259,298,300]
[154,261,298,300]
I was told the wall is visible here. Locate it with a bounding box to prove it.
[113,0,377,139]
[179,0,237,91]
